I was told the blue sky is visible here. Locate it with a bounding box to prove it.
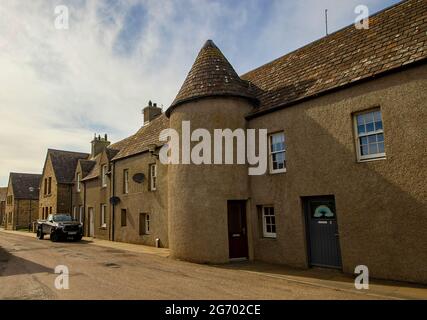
[0,0,400,186]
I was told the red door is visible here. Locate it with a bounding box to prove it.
[227,201,248,259]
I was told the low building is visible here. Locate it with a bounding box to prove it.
[39,149,89,219]
[0,187,7,227]
[5,173,41,230]
[39,0,426,284]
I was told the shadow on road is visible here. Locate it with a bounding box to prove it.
[0,246,51,277]
[211,261,427,299]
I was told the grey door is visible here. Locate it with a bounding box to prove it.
[304,196,342,269]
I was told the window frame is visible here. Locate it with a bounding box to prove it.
[262,206,277,238]
[100,204,107,227]
[354,108,386,162]
[79,206,84,224]
[123,169,129,194]
[101,164,108,188]
[149,164,157,191]
[268,132,286,174]
[145,214,150,234]
[77,173,81,192]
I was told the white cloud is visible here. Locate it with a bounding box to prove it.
[0,0,399,185]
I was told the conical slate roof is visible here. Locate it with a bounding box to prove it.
[166,40,257,116]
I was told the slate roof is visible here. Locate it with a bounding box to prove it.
[9,173,41,200]
[79,160,96,178]
[81,154,101,181]
[112,114,169,161]
[0,187,7,202]
[166,40,257,116]
[48,149,89,184]
[241,0,427,117]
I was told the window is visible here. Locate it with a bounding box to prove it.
[79,206,84,224]
[101,165,108,187]
[262,206,277,238]
[139,213,150,235]
[48,177,52,194]
[77,173,81,192]
[354,109,386,161]
[121,209,127,227]
[73,206,77,220]
[269,132,286,173]
[44,178,47,195]
[49,207,52,215]
[101,204,107,227]
[123,169,129,194]
[149,164,157,191]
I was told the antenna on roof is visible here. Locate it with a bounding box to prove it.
[325,9,329,36]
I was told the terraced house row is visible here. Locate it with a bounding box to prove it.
[1,0,426,284]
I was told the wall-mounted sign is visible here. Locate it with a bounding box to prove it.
[133,173,145,183]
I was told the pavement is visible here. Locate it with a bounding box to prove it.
[0,228,426,300]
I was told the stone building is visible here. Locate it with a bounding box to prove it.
[47,0,426,284]
[39,149,89,219]
[0,187,7,227]
[4,173,41,230]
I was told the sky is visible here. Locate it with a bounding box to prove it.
[0,0,400,186]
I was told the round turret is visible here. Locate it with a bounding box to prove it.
[166,40,258,263]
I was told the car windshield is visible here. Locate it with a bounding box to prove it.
[53,215,73,222]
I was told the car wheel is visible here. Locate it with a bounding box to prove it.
[50,231,58,242]
[74,235,83,242]
[37,228,44,240]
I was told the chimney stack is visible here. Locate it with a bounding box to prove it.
[143,100,162,125]
[91,133,110,158]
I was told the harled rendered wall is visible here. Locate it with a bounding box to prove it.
[168,97,253,263]
[113,152,169,247]
[248,64,427,284]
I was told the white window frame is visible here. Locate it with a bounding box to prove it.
[101,204,107,228]
[150,164,157,191]
[101,165,108,187]
[145,214,150,234]
[354,109,386,162]
[123,169,129,194]
[77,173,81,192]
[268,132,286,174]
[79,206,83,224]
[262,206,277,238]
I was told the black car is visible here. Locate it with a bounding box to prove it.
[37,214,83,242]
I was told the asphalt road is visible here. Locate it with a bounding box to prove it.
[0,231,379,300]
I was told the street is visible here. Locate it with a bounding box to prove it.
[0,231,425,300]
